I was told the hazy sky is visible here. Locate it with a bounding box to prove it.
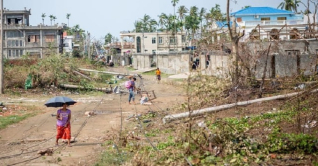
[5,0,310,41]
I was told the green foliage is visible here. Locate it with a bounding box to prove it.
[95,149,132,166]
[104,33,113,45]
[267,132,317,154]
[79,79,94,89]
[0,114,35,130]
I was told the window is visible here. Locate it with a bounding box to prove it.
[7,31,23,38]
[182,35,186,43]
[237,17,242,22]
[28,35,40,43]
[277,17,286,20]
[7,41,11,47]
[261,17,270,25]
[12,49,16,57]
[170,37,175,44]
[16,50,19,57]
[20,50,23,56]
[152,37,156,44]
[8,50,11,57]
[45,35,55,42]
[261,18,270,21]
[158,37,163,44]
[20,40,23,46]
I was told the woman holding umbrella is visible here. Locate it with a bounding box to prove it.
[45,96,76,147]
[56,103,71,147]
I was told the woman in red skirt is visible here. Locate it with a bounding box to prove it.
[55,103,71,147]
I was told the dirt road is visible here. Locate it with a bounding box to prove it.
[0,73,185,166]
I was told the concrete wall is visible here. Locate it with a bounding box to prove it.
[133,53,190,74]
[132,41,318,78]
[208,41,318,79]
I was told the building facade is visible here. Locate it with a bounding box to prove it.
[231,7,303,28]
[229,7,308,41]
[120,31,187,55]
[2,8,63,59]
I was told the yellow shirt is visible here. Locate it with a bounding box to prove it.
[156,70,161,75]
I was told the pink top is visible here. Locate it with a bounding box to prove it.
[56,109,71,127]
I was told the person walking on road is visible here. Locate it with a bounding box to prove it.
[56,103,72,147]
[128,77,136,104]
[155,68,161,83]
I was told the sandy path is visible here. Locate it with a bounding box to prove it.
[0,74,185,166]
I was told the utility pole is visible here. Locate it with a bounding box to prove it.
[0,0,3,94]
[87,32,90,59]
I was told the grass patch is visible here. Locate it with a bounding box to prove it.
[125,67,135,71]
[95,149,132,166]
[0,114,35,130]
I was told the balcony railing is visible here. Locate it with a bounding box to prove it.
[123,45,135,49]
[3,24,62,30]
[238,20,304,27]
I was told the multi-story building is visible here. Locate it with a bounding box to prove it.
[230,7,310,40]
[120,31,187,55]
[2,8,64,59]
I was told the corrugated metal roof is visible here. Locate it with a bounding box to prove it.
[231,7,293,16]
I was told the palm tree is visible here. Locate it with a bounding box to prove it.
[134,21,143,32]
[104,33,113,45]
[205,4,224,28]
[53,16,57,25]
[177,5,188,21]
[148,19,158,32]
[41,13,46,25]
[66,13,71,27]
[141,14,151,32]
[185,6,200,45]
[177,5,188,36]
[49,15,54,25]
[158,13,168,30]
[277,0,300,12]
[171,0,179,51]
[199,7,206,36]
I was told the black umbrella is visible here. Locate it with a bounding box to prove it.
[45,96,77,107]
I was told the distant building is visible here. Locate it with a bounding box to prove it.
[226,7,318,40]
[2,8,64,59]
[120,31,187,55]
[63,35,74,53]
[231,7,303,28]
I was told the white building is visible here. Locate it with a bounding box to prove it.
[120,31,187,55]
[63,36,74,53]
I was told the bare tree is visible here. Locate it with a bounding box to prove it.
[226,0,245,88]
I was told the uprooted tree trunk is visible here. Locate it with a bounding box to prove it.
[163,89,318,123]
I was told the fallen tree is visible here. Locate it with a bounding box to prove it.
[59,84,112,92]
[162,89,318,123]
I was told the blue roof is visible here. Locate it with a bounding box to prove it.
[231,7,293,16]
[216,21,238,28]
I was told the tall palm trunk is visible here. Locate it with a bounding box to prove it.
[174,6,176,52]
